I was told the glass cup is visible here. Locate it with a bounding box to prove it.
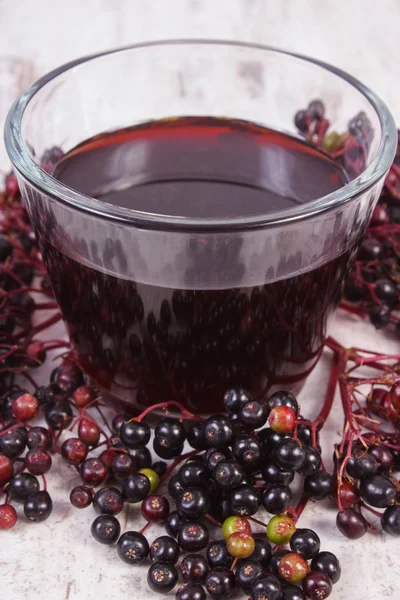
[4,41,397,415]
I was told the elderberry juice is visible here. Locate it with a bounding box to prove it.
[39,117,356,413]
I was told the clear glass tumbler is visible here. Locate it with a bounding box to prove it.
[4,41,397,414]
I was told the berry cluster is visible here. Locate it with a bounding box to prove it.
[295,100,400,332]
[63,387,340,600]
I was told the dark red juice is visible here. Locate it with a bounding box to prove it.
[38,117,357,413]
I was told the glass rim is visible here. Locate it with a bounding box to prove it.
[4,39,398,231]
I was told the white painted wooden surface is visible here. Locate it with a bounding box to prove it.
[1,1,399,599]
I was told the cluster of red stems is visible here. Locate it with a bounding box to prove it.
[0,112,400,599]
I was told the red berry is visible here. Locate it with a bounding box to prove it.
[0,503,18,529]
[80,458,109,486]
[70,485,93,508]
[141,494,170,522]
[0,454,13,484]
[25,342,46,367]
[336,481,360,509]
[269,406,296,433]
[278,552,310,584]
[99,448,118,469]
[25,448,52,475]
[12,393,39,422]
[78,417,100,446]
[73,385,94,408]
[302,571,332,599]
[61,438,89,465]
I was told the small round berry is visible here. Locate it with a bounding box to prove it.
[336,481,360,509]
[0,503,17,529]
[304,471,333,500]
[78,417,100,446]
[8,473,39,502]
[311,551,341,584]
[153,438,184,459]
[369,445,394,472]
[179,461,208,487]
[269,406,297,434]
[111,453,135,480]
[226,532,255,558]
[178,522,209,552]
[91,514,120,544]
[235,559,266,592]
[61,438,88,465]
[278,552,310,584]
[0,454,14,485]
[289,528,320,559]
[155,418,186,450]
[150,535,180,564]
[204,415,234,448]
[238,400,268,429]
[152,461,168,477]
[232,434,263,471]
[381,505,400,536]
[307,99,325,120]
[80,458,109,486]
[186,421,206,450]
[165,510,187,538]
[346,451,378,479]
[281,583,307,600]
[12,393,39,421]
[120,420,150,449]
[369,304,390,329]
[70,485,93,509]
[45,401,73,430]
[177,487,210,520]
[213,460,245,490]
[359,473,396,508]
[223,387,251,413]
[297,447,322,476]
[266,514,296,545]
[24,490,53,522]
[302,571,332,600]
[207,540,233,568]
[230,485,261,516]
[336,508,367,539]
[222,515,252,539]
[139,468,159,493]
[262,484,292,515]
[27,427,52,450]
[141,494,170,522]
[147,561,179,594]
[249,537,272,567]
[205,567,236,599]
[273,439,306,471]
[180,553,209,583]
[0,427,27,458]
[251,574,282,600]
[176,583,206,600]
[270,549,290,577]
[93,487,123,515]
[73,385,94,407]
[25,448,52,475]
[294,109,310,133]
[117,530,149,564]
[262,462,295,485]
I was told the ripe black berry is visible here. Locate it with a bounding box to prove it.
[297,447,321,476]
[289,528,320,559]
[238,400,268,429]
[204,448,228,472]
[223,387,252,413]
[262,462,295,485]
[232,434,263,470]
[251,574,282,600]
[346,451,378,479]
[155,418,186,450]
[207,540,234,568]
[0,427,27,458]
[281,584,307,600]
[359,473,396,508]
[230,485,261,516]
[311,551,341,584]
[93,487,123,515]
[302,571,332,600]
[8,473,39,502]
[213,460,245,490]
[235,560,267,592]
[262,484,292,514]
[180,553,209,583]
[24,490,53,522]
[176,583,206,600]
[120,420,150,449]
[150,535,180,564]
[178,522,209,551]
[204,416,234,448]
[266,391,299,415]
[91,514,120,544]
[179,462,208,487]
[117,531,149,564]
[273,439,306,471]
[336,508,367,539]
[147,561,178,593]
[304,471,333,500]
[122,473,150,503]
[381,505,400,536]
[205,567,236,599]
[249,537,271,567]
[45,401,73,430]
[177,487,210,519]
